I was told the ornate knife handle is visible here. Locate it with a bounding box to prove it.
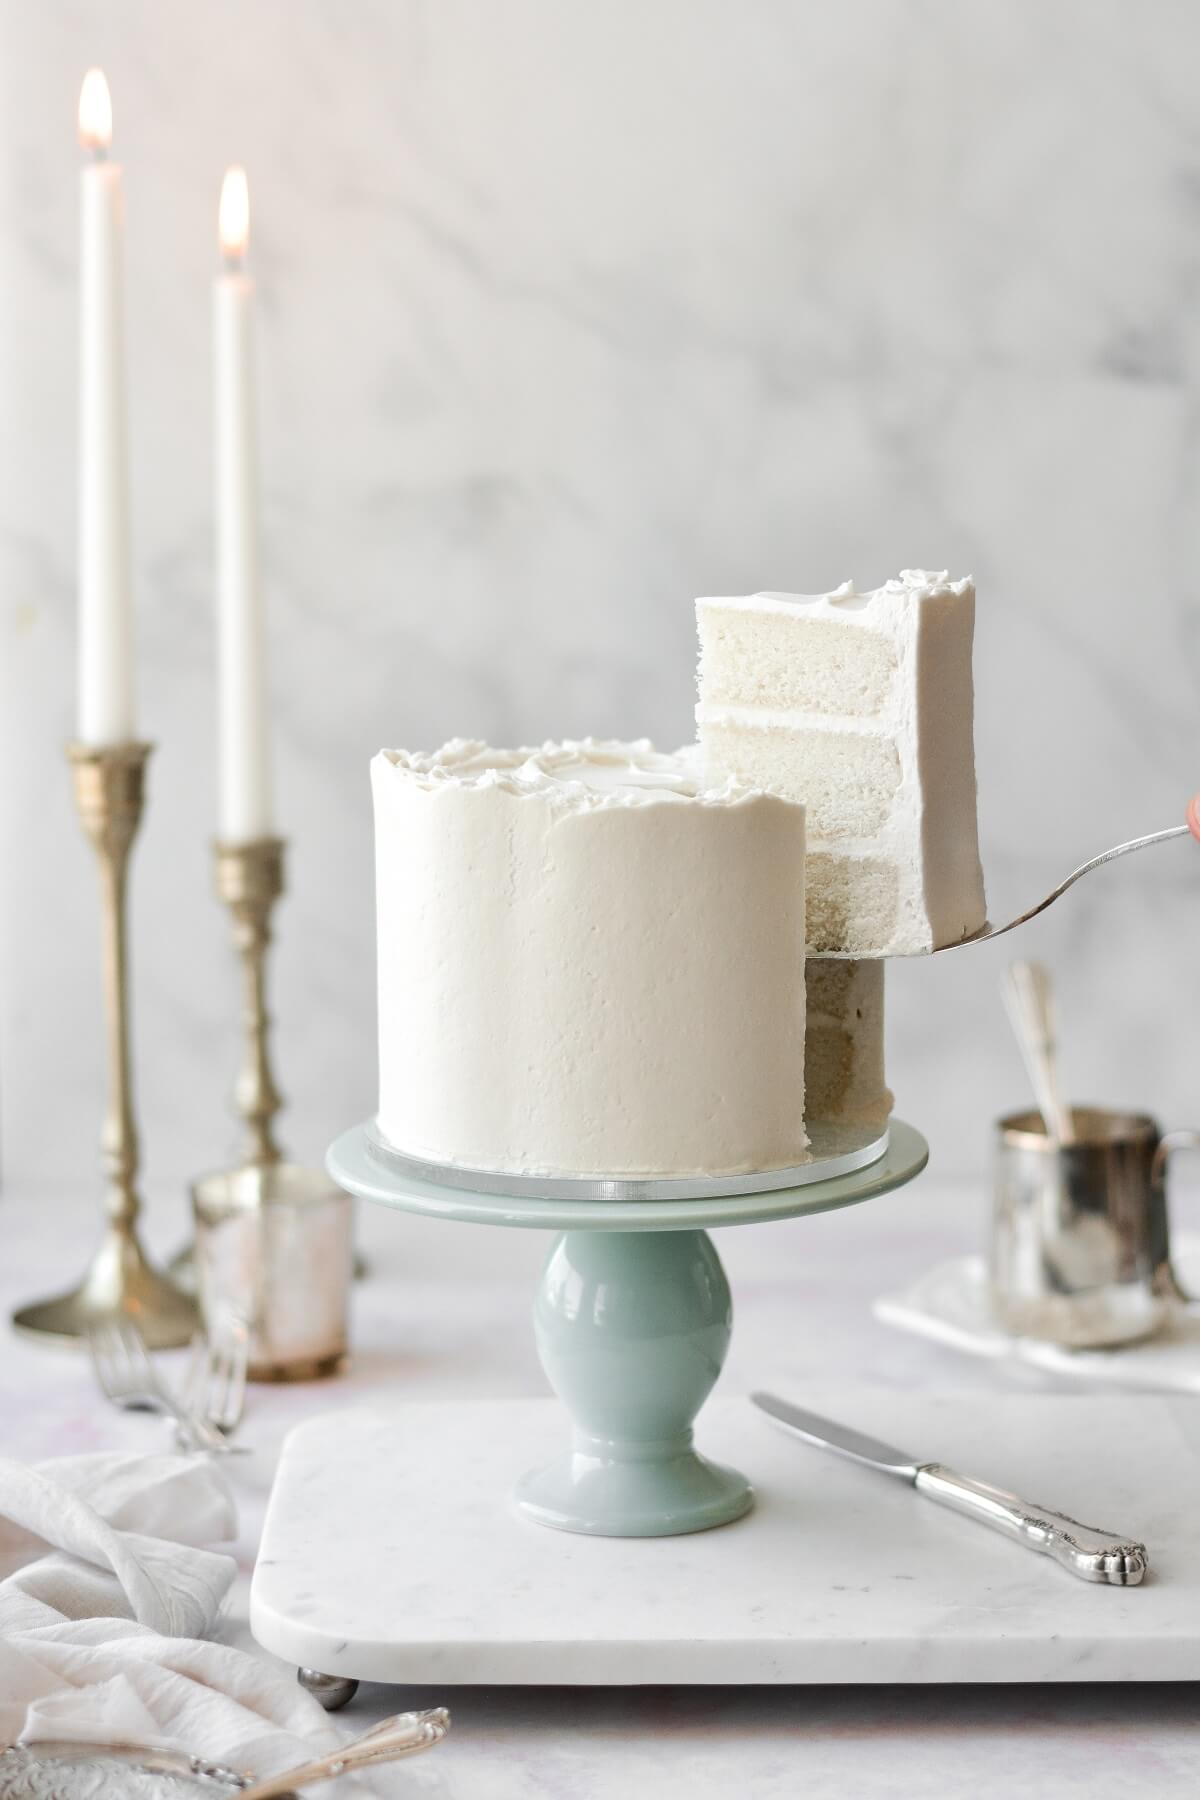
[915,1465,1148,1586]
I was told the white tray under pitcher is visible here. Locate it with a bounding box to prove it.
[875,1238,1200,1394]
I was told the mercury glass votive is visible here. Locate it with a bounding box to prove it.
[191,1162,352,1380]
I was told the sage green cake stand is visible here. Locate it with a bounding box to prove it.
[327,1119,928,1540]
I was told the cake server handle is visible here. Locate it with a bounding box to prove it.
[236,1708,450,1799]
[914,1465,1148,1585]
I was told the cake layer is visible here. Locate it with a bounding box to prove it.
[372,738,808,1178]
[805,854,900,957]
[698,601,897,717]
[804,959,893,1130]
[698,716,901,838]
[696,571,986,956]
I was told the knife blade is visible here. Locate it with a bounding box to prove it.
[750,1391,1148,1586]
[751,1391,922,1476]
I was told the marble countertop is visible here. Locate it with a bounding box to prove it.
[4,1174,1199,1797]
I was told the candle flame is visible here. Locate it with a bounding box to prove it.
[218,166,250,262]
[78,68,112,154]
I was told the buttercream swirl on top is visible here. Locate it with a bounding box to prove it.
[378,737,764,810]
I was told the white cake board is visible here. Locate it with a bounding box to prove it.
[251,1392,1200,1685]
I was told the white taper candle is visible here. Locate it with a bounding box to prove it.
[77,69,136,746]
[214,165,273,843]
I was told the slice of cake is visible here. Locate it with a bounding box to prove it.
[804,959,892,1131]
[372,738,808,1178]
[696,570,987,955]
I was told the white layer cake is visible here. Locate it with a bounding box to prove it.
[804,959,892,1131]
[696,570,987,956]
[372,738,808,1178]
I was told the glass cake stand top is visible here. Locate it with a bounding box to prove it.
[329,1118,925,1232]
[326,1118,929,1541]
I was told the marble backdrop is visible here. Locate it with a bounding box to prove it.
[2,0,1199,1204]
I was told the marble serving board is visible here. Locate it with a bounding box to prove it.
[250,1394,1200,1687]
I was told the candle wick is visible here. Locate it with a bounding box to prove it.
[88,143,109,165]
[222,248,246,274]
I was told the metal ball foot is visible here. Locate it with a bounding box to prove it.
[516,1227,752,1537]
[297,1668,358,1710]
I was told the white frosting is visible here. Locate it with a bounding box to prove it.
[379,737,747,806]
[703,570,974,618]
[372,737,808,1177]
[696,572,986,955]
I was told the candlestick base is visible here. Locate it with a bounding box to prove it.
[11,740,199,1351]
[12,1223,197,1349]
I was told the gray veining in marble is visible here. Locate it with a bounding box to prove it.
[3,1,1200,1191]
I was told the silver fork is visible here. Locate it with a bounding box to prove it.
[181,1318,249,1443]
[87,1319,234,1455]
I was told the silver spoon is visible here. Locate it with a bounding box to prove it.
[934,817,1193,952]
[1002,960,1074,1144]
[237,1707,449,1799]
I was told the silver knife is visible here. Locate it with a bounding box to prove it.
[751,1391,1148,1586]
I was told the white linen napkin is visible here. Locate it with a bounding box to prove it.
[0,1450,353,1783]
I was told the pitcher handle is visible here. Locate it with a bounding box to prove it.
[1150,1130,1200,1303]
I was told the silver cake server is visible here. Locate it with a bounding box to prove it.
[936,819,1191,951]
[751,1391,1148,1585]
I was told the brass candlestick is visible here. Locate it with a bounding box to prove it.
[214,836,286,1165]
[167,836,285,1289]
[190,836,354,1381]
[12,743,198,1347]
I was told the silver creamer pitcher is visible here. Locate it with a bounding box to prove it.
[990,1107,1197,1348]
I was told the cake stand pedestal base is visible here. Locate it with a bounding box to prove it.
[327,1119,927,1538]
[515,1440,751,1538]
[516,1228,752,1535]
